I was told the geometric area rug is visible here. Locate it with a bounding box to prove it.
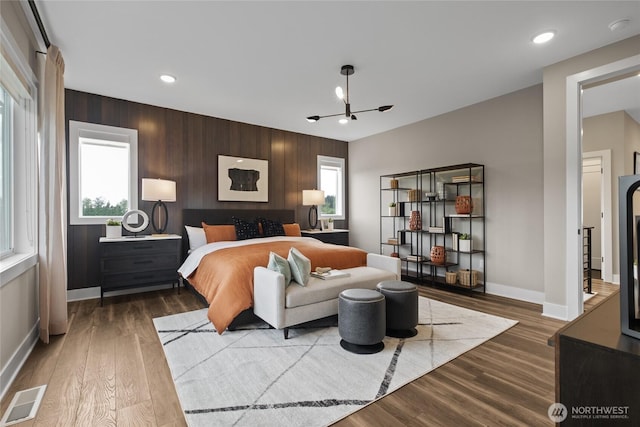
[153,297,517,427]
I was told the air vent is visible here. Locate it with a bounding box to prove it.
[0,385,46,426]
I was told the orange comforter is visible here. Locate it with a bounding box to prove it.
[187,239,367,333]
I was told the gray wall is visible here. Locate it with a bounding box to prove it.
[349,85,545,302]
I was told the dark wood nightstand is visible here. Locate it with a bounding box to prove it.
[301,229,349,246]
[99,234,181,305]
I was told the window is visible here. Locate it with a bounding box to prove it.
[0,86,12,256]
[317,155,345,220]
[69,121,138,225]
[0,23,38,277]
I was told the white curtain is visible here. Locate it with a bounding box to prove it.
[38,45,68,343]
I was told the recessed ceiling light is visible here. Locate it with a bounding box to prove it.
[532,30,556,44]
[609,18,630,32]
[160,74,176,83]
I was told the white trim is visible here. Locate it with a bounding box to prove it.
[317,155,346,220]
[0,254,37,286]
[67,283,176,302]
[542,302,568,321]
[582,150,613,283]
[68,121,138,225]
[565,54,640,321]
[485,281,544,305]
[18,1,47,52]
[0,321,39,401]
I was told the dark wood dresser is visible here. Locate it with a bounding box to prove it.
[301,229,349,246]
[553,291,640,425]
[99,234,181,305]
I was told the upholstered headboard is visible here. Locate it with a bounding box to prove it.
[181,209,296,260]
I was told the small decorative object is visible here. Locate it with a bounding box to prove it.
[327,217,334,231]
[455,195,473,214]
[459,233,472,252]
[388,202,397,216]
[459,269,479,286]
[390,179,398,189]
[390,251,399,258]
[430,245,446,264]
[424,192,437,201]
[387,237,399,245]
[121,209,150,236]
[105,219,122,239]
[409,210,422,230]
[445,271,457,285]
[408,189,420,202]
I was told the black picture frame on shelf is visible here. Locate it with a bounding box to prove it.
[635,152,640,175]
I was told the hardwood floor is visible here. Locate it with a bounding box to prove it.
[1,281,619,426]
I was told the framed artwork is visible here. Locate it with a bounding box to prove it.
[635,152,640,175]
[218,155,269,202]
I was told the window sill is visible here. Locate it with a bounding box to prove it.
[0,252,38,286]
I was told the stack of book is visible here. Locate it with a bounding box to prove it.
[406,255,425,262]
[310,269,350,280]
[428,226,445,233]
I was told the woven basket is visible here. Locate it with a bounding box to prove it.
[445,271,457,285]
[458,269,479,286]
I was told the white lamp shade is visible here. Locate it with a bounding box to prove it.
[142,178,176,202]
[302,189,325,206]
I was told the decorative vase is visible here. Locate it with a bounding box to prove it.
[327,222,334,231]
[389,206,398,216]
[455,196,473,214]
[409,211,422,230]
[106,225,122,239]
[459,239,472,253]
[430,246,446,264]
[390,179,398,189]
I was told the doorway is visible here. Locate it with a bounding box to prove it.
[566,54,640,320]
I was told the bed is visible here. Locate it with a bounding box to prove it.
[178,209,369,334]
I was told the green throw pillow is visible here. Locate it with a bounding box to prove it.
[267,251,291,286]
[288,247,311,286]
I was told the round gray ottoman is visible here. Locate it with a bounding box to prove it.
[377,280,418,338]
[338,288,386,354]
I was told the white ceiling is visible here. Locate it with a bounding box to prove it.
[35,1,640,142]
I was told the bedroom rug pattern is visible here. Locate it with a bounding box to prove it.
[154,297,517,427]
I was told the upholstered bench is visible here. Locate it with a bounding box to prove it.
[338,288,386,354]
[253,253,400,339]
[376,280,418,338]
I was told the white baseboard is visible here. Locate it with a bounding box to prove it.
[67,283,177,302]
[485,281,544,304]
[0,320,39,402]
[542,302,568,320]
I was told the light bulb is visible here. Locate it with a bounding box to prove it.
[335,86,344,100]
[338,117,348,124]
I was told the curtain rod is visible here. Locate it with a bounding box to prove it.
[27,0,51,49]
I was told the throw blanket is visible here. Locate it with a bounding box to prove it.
[180,237,367,333]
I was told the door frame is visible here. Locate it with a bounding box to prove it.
[582,150,612,283]
[566,54,640,320]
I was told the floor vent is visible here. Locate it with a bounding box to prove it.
[0,385,46,427]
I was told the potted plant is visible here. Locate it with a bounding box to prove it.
[389,202,397,217]
[459,233,471,252]
[327,217,334,231]
[105,218,122,239]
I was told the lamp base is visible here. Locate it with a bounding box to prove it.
[308,205,319,230]
[151,201,169,234]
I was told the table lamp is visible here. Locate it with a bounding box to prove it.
[142,178,176,234]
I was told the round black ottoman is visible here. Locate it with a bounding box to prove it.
[338,288,386,354]
[376,280,418,338]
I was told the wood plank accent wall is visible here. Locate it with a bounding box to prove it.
[65,89,349,290]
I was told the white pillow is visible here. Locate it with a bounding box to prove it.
[267,251,291,286]
[288,247,311,286]
[185,225,207,252]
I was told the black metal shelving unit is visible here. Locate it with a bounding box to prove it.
[380,163,486,294]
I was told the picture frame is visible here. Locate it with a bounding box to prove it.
[635,152,640,175]
[218,155,268,202]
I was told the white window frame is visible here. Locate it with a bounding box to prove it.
[0,17,39,282]
[68,121,138,225]
[317,155,345,220]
